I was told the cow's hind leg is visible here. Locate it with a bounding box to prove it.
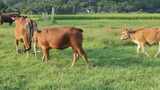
[141,43,150,57]
[154,42,160,57]
[77,48,95,67]
[76,47,90,66]
[71,51,79,67]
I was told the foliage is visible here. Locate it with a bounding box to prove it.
[1,0,160,14]
[0,0,7,12]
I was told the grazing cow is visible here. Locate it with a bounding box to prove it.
[121,28,160,57]
[33,27,90,66]
[12,16,38,53]
[0,13,20,25]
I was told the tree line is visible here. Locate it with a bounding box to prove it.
[0,0,160,14]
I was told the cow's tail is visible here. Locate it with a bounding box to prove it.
[76,28,83,32]
[33,38,37,57]
[71,27,83,32]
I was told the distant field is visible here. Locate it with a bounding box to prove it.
[28,13,160,20]
[1,14,160,90]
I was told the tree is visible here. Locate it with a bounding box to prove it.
[0,1,7,12]
[1,0,160,14]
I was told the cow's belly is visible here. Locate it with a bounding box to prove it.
[49,42,69,49]
[147,40,157,45]
[48,37,69,49]
[38,40,69,50]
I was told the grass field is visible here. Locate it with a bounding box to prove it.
[1,14,160,90]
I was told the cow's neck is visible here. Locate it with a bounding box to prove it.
[128,32,141,45]
[129,32,136,41]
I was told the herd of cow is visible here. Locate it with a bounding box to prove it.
[1,13,160,67]
[0,14,91,67]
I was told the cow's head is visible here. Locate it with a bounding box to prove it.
[11,16,27,21]
[120,28,131,40]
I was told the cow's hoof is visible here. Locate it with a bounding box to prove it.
[16,49,23,54]
[23,47,31,52]
[91,63,96,67]
[88,62,96,67]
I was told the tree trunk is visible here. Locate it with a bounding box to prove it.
[72,6,76,14]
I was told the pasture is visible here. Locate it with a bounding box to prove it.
[1,14,160,90]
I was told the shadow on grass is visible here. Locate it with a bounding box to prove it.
[86,47,160,68]
[27,46,160,68]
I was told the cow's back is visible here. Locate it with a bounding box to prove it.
[39,27,83,49]
[134,29,160,44]
[143,29,160,44]
[42,27,83,41]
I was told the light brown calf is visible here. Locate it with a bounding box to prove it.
[13,16,37,53]
[33,27,90,67]
[121,28,160,57]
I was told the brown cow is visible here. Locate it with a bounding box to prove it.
[33,27,91,67]
[121,28,160,57]
[12,16,38,53]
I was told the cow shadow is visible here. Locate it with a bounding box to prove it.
[85,47,160,68]
[31,47,160,68]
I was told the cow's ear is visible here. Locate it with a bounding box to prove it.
[124,28,129,31]
[128,28,131,31]
[128,28,134,32]
[122,24,128,30]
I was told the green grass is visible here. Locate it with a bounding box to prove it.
[1,14,160,90]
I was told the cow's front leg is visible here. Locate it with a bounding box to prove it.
[0,21,3,25]
[141,43,150,57]
[23,36,30,51]
[33,42,37,57]
[154,42,160,57]
[136,44,141,54]
[42,48,49,63]
[15,39,20,53]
